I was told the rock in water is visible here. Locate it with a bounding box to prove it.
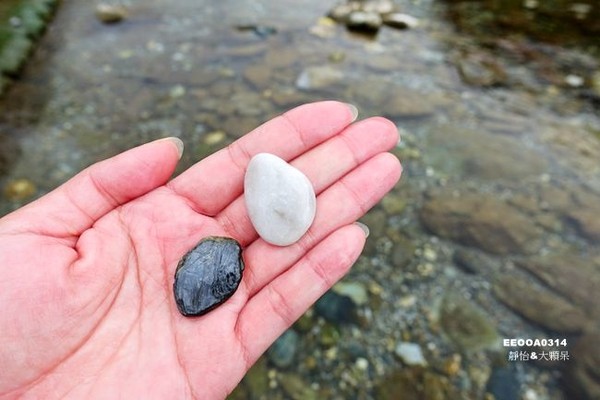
[173,237,244,317]
[244,153,316,246]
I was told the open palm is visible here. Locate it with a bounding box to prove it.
[0,102,401,399]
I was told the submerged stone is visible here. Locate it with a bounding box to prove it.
[244,153,316,246]
[395,342,428,366]
[173,237,244,317]
[267,329,299,368]
[439,293,499,352]
[95,3,127,24]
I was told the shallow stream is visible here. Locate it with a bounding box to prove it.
[1,1,599,399]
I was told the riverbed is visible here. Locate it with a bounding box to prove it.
[1,1,599,399]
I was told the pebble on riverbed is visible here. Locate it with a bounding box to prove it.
[95,3,127,24]
[173,237,244,317]
[3,178,36,201]
[327,0,418,35]
[395,342,428,366]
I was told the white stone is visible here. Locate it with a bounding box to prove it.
[333,282,369,306]
[244,153,316,246]
[394,342,427,366]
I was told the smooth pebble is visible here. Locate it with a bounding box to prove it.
[173,237,244,317]
[394,342,428,366]
[244,153,316,246]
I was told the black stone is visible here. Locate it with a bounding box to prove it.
[267,329,299,368]
[314,291,358,325]
[174,236,244,317]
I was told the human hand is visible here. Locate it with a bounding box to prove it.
[0,101,401,399]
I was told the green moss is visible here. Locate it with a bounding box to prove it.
[375,368,459,400]
[440,293,500,353]
[0,34,32,74]
[0,0,59,92]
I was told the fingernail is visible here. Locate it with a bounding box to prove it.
[158,137,184,159]
[346,103,358,122]
[354,221,370,238]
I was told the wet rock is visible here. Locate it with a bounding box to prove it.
[365,53,402,72]
[382,13,419,29]
[195,133,227,161]
[423,124,549,181]
[221,115,260,139]
[173,237,244,317]
[328,0,398,35]
[267,329,299,368]
[420,190,542,255]
[443,354,462,377]
[566,207,600,242]
[229,91,270,117]
[485,366,520,400]
[537,182,573,212]
[360,209,386,237]
[234,24,277,38]
[395,342,427,366]
[3,178,36,201]
[440,293,499,352]
[244,153,316,246]
[293,312,313,333]
[453,248,490,274]
[362,0,394,15]
[381,194,407,215]
[332,281,368,306]
[279,373,318,400]
[390,231,416,269]
[381,91,437,119]
[516,254,600,321]
[239,356,268,399]
[563,331,600,400]
[309,17,337,39]
[169,85,185,98]
[224,43,267,58]
[493,275,587,334]
[375,368,459,400]
[327,3,355,23]
[263,46,297,69]
[544,120,600,174]
[351,78,446,119]
[227,384,248,400]
[328,51,345,63]
[347,11,382,34]
[295,65,345,90]
[457,53,507,87]
[95,3,127,24]
[507,192,541,214]
[566,191,600,242]
[269,88,314,108]
[318,323,341,346]
[243,63,271,88]
[315,291,358,325]
[203,130,226,146]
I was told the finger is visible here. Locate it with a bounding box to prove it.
[3,137,183,238]
[242,152,401,297]
[215,117,399,244]
[167,101,357,216]
[235,224,366,364]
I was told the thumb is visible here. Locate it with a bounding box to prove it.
[2,137,183,237]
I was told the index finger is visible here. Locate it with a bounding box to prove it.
[167,101,357,216]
